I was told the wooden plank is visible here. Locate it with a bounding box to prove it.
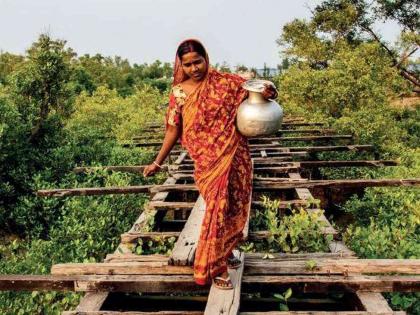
[249,135,352,142]
[276,128,335,134]
[242,160,254,240]
[73,165,168,174]
[121,231,180,244]
[244,259,420,275]
[64,312,204,315]
[204,252,244,315]
[169,196,206,265]
[248,144,373,151]
[356,292,394,313]
[240,312,405,315]
[252,178,420,190]
[131,135,352,149]
[51,258,420,276]
[52,261,193,276]
[37,185,153,197]
[240,275,420,293]
[148,201,196,210]
[281,122,325,128]
[2,274,418,293]
[75,292,109,312]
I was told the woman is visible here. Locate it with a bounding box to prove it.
[143,39,277,289]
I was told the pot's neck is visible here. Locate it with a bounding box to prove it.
[247,91,266,104]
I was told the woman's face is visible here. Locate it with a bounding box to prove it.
[180,52,207,82]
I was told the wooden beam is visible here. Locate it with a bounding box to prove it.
[37,185,153,197]
[244,259,420,275]
[253,178,420,190]
[1,274,418,293]
[249,135,352,143]
[356,292,394,313]
[204,251,244,315]
[148,201,196,210]
[169,196,206,265]
[121,231,180,244]
[276,128,335,134]
[248,144,374,151]
[74,292,109,312]
[241,275,420,293]
[64,312,204,315]
[51,258,420,276]
[240,312,405,315]
[281,122,325,128]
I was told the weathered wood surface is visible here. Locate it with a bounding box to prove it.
[248,144,374,151]
[37,185,153,197]
[148,201,196,210]
[240,312,405,315]
[51,258,420,276]
[276,128,335,134]
[356,292,394,313]
[241,275,420,292]
[253,178,420,190]
[204,251,244,315]
[130,135,352,148]
[281,122,325,127]
[64,312,204,315]
[74,292,109,312]
[244,259,420,275]
[248,135,352,143]
[169,196,206,265]
[121,231,180,244]
[1,274,418,292]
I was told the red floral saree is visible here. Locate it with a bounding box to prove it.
[166,40,252,285]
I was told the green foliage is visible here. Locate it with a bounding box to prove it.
[244,196,329,253]
[0,33,169,313]
[274,288,293,311]
[133,236,177,256]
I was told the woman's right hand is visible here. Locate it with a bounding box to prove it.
[143,163,162,177]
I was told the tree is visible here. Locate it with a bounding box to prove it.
[278,0,419,91]
[11,34,74,142]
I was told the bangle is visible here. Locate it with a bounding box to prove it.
[153,161,162,168]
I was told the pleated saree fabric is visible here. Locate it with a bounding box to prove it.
[166,40,252,285]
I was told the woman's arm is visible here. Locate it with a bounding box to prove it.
[143,124,181,177]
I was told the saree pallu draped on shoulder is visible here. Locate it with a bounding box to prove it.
[178,69,252,285]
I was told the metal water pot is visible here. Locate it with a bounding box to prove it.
[236,79,283,137]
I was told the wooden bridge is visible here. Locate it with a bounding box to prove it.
[1,117,420,314]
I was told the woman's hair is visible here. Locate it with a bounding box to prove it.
[177,40,206,59]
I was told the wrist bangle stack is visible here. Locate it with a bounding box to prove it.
[153,161,162,168]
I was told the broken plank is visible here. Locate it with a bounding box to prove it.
[169,196,206,265]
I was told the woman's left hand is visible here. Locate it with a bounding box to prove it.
[261,83,278,100]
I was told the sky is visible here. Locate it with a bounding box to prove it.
[0,0,401,68]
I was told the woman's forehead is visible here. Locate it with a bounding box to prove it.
[181,52,204,63]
